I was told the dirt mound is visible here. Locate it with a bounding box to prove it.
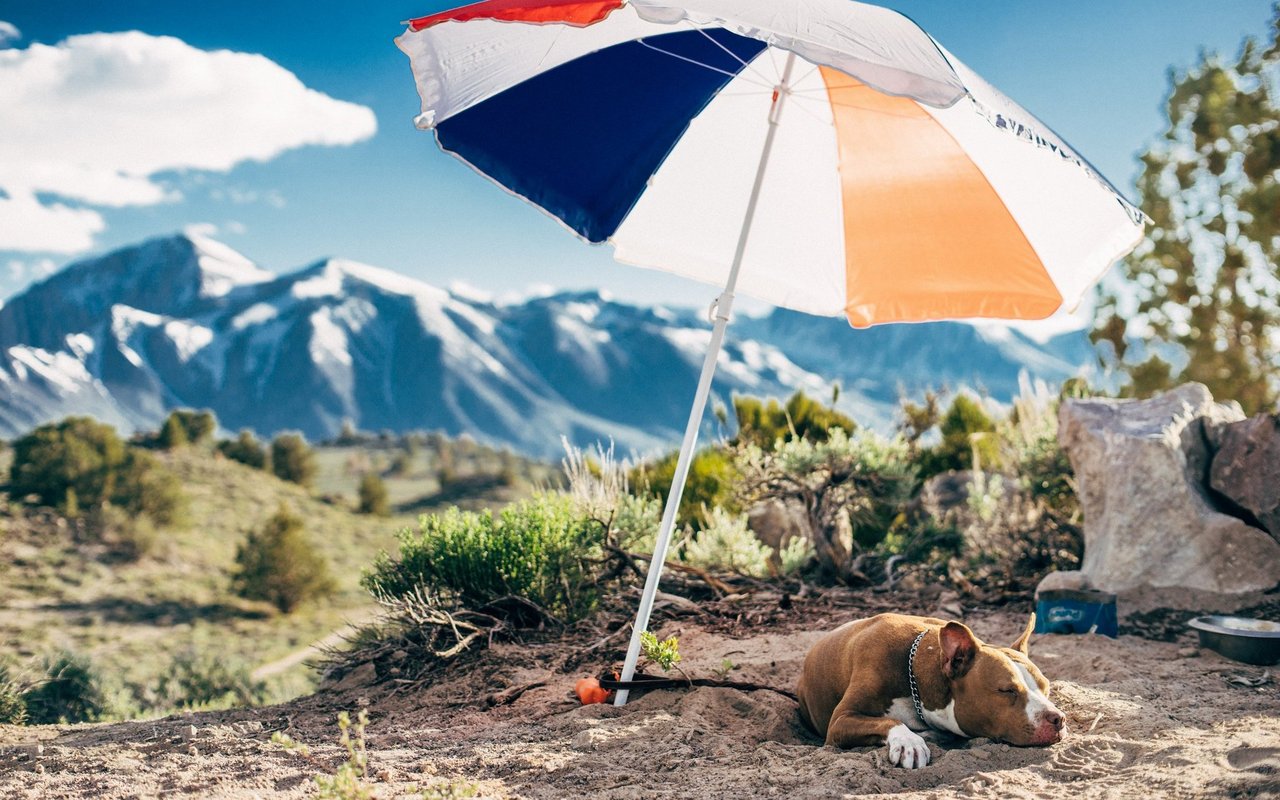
[2,600,1278,799]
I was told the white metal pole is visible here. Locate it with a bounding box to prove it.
[614,52,797,706]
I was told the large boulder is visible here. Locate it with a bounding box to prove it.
[1057,383,1280,596]
[1209,414,1280,543]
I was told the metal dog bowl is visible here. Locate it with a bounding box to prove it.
[1187,616,1280,665]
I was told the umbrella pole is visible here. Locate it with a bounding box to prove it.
[614,53,797,706]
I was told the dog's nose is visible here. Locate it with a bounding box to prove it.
[1044,710,1064,731]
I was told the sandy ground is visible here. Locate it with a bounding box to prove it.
[2,602,1278,799]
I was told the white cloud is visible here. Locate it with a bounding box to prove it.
[6,256,58,283]
[0,30,377,253]
[183,222,220,239]
[0,22,19,48]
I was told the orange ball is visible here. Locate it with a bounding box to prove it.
[575,677,610,705]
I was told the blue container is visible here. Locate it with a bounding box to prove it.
[1034,589,1118,638]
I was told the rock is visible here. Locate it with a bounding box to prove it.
[1209,414,1280,543]
[747,499,808,551]
[1059,383,1280,597]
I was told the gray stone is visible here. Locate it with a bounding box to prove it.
[1209,414,1280,543]
[747,498,808,551]
[1058,383,1280,597]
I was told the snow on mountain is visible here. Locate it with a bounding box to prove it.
[0,234,1095,457]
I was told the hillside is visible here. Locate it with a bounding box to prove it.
[0,233,1095,458]
[0,439,549,717]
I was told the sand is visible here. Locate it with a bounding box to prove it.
[2,599,1278,799]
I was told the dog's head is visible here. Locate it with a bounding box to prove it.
[936,615,1064,746]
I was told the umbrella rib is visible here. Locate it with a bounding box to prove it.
[636,38,773,89]
[690,24,777,88]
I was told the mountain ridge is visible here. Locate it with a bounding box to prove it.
[0,233,1094,457]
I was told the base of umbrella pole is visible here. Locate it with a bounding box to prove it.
[613,52,798,707]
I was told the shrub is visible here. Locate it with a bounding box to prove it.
[114,450,186,527]
[9,417,127,509]
[0,666,26,725]
[86,503,158,560]
[362,493,605,622]
[918,394,1001,478]
[152,649,268,710]
[232,505,335,613]
[271,432,317,487]
[22,652,109,724]
[631,446,739,529]
[357,473,390,516]
[734,390,856,451]
[159,414,188,449]
[219,430,269,470]
[737,428,918,583]
[8,417,185,526]
[682,507,774,578]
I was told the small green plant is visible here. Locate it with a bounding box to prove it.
[22,652,109,724]
[640,631,681,672]
[0,666,27,725]
[682,507,773,577]
[419,780,479,800]
[712,658,737,680]
[363,493,605,622]
[232,504,335,613]
[273,710,372,800]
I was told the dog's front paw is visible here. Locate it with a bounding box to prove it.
[887,724,931,769]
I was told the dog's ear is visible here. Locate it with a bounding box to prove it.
[1010,613,1035,655]
[940,622,978,679]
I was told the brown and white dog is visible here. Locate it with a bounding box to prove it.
[796,613,1063,768]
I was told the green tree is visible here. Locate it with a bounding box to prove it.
[218,429,269,470]
[918,394,1001,478]
[271,432,317,488]
[630,446,739,529]
[1094,7,1280,412]
[357,473,390,516]
[158,414,189,449]
[232,505,334,613]
[733,390,856,451]
[9,417,127,510]
[158,409,217,448]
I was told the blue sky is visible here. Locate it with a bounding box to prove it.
[1,0,1275,312]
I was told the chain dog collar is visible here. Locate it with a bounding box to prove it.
[908,629,930,728]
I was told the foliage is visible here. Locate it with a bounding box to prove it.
[159,409,217,448]
[682,507,773,577]
[85,502,158,560]
[918,394,1001,478]
[21,652,109,724]
[271,432,317,487]
[10,417,126,510]
[362,493,606,622]
[631,446,739,529]
[232,504,335,613]
[8,417,185,525]
[218,429,269,470]
[1093,7,1280,412]
[356,473,390,516]
[640,631,681,672]
[561,438,628,521]
[0,665,26,725]
[733,390,856,451]
[152,649,268,710]
[736,428,918,583]
[113,449,187,527]
[612,492,662,554]
[274,710,372,800]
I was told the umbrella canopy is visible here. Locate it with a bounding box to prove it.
[397,0,1146,706]
[397,0,1145,327]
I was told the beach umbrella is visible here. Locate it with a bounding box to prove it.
[396,0,1146,705]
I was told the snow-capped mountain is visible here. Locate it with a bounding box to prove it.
[0,234,1093,457]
